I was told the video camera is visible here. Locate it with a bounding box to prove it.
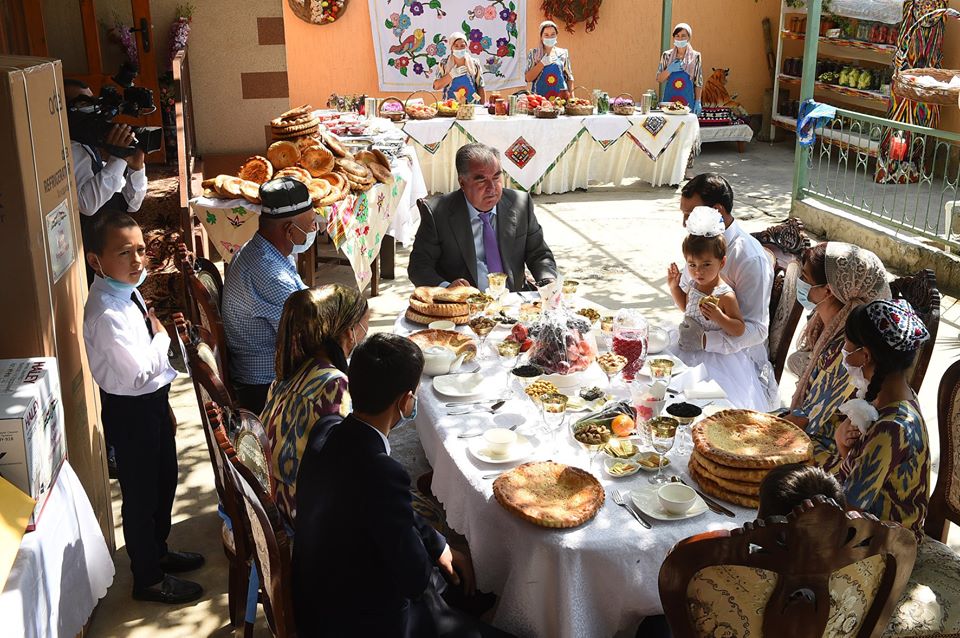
[66,62,163,157]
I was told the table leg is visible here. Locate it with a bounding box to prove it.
[298,243,317,287]
[370,255,380,297]
[380,235,396,280]
[737,141,746,154]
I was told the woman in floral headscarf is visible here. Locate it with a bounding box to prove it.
[524,20,574,99]
[827,299,931,539]
[656,23,704,114]
[780,242,890,464]
[261,284,370,526]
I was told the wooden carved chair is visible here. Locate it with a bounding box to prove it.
[888,269,940,393]
[233,409,274,495]
[179,245,235,395]
[205,402,255,630]
[659,496,917,638]
[223,433,297,638]
[751,218,810,383]
[882,358,960,637]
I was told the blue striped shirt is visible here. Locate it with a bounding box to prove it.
[222,233,307,385]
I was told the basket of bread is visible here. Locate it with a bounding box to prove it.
[405,90,438,120]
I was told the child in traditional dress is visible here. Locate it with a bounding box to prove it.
[667,207,775,410]
[83,211,203,603]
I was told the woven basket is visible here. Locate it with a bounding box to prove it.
[534,108,559,119]
[378,97,405,122]
[456,103,475,120]
[612,92,636,116]
[893,68,960,106]
[565,104,594,116]
[404,90,438,120]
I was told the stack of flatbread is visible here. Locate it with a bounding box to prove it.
[405,285,480,325]
[688,409,813,508]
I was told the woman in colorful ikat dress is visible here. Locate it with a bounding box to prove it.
[656,22,704,115]
[824,298,931,540]
[433,31,486,103]
[779,242,890,466]
[524,20,574,99]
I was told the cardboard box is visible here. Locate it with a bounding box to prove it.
[0,358,67,530]
[0,57,113,545]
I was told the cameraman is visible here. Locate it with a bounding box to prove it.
[64,79,148,218]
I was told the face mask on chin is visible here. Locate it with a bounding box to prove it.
[93,256,148,293]
[842,348,870,398]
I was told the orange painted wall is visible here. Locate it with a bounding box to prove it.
[283,0,782,114]
[941,0,960,135]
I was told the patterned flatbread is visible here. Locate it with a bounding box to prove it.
[692,409,812,469]
[405,307,470,326]
[408,296,469,318]
[688,460,760,509]
[691,450,770,483]
[408,329,477,361]
[689,455,762,497]
[412,286,480,304]
[494,462,604,528]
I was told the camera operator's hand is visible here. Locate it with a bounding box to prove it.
[126,148,146,171]
[104,123,135,151]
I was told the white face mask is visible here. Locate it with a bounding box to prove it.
[842,347,869,398]
[543,37,557,47]
[674,39,689,49]
[289,221,318,254]
[453,48,466,59]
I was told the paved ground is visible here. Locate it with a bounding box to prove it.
[88,141,959,636]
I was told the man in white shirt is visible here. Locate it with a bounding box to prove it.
[65,79,148,217]
[677,173,774,367]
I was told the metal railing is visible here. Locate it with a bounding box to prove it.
[796,107,960,250]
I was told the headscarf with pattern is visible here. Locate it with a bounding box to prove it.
[275,284,369,380]
[666,22,700,79]
[791,242,890,408]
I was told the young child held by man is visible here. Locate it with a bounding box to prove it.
[83,211,204,603]
[668,206,777,411]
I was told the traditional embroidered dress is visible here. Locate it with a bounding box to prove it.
[525,46,574,98]
[262,356,351,525]
[834,399,930,540]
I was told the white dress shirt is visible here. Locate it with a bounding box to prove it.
[71,141,148,216]
[681,220,773,357]
[83,276,177,396]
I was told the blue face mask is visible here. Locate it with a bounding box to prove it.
[674,39,689,49]
[796,279,822,312]
[542,37,558,48]
[396,396,418,428]
[95,256,148,293]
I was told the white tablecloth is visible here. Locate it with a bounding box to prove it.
[389,145,428,246]
[403,113,700,195]
[699,124,754,145]
[0,461,115,638]
[393,312,754,638]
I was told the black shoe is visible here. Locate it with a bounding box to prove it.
[158,550,205,573]
[132,574,203,604]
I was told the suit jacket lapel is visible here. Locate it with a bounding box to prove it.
[449,191,478,286]
[497,193,519,290]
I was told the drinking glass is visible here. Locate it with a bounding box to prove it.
[467,295,494,358]
[597,352,627,389]
[612,309,648,381]
[488,272,508,302]
[647,417,678,485]
[540,392,567,443]
[496,340,522,394]
[561,279,580,305]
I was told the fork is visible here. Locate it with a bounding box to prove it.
[611,489,651,529]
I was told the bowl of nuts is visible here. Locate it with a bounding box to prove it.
[524,379,559,405]
[571,421,612,451]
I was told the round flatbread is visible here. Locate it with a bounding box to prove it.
[689,455,762,497]
[493,462,604,529]
[405,307,471,326]
[690,450,771,483]
[688,459,760,509]
[240,180,262,204]
[301,145,335,177]
[278,104,314,121]
[336,158,371,178]
[408,296,469,318]
[307,178,331,204]
[237,156,273,184]
[274,167,313,183]
[347,178,373,193]
[214,175,245,198]
[408,329,477,361]
[321,133,348,158]
[267,141,301,170]
[692,409,812,469]
[297,136,322,153]
[369,163,393,184]
[413,285,481,304]
[315,185,343,207]
[319,172,347,193]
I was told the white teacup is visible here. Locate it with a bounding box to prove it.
[483,428,517,459]
[429,320,456,331]
[657,483,697,515]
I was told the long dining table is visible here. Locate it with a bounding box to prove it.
[394,301,756,638]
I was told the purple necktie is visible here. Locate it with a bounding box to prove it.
[478,211,504,275]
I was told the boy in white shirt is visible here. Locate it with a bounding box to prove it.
[83,212,203,604]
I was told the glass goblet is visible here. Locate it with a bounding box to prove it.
[488,272,508,302]
[496,340,522,394]
[469,316,496,359]
[647,417,678,485]
[597,352,627,389]
[540,392,568,454]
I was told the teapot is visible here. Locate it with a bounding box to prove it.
[422,346,467,377]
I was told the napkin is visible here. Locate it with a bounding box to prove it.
[838,399,879,435]
[684,380,727,400]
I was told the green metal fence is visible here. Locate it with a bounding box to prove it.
[796,108,960,250]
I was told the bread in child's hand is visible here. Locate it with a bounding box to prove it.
[699,295,720,308]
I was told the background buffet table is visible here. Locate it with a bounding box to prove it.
[401,112,700,195]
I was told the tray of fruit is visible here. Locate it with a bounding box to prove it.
[534,102,559,119]
[404,90,438,120]
[660,101,691,115]
[524,93,549,113]
[434,99,459,117]
[571,401,637,449]
[564,97,594,116]
[526,313,597,376]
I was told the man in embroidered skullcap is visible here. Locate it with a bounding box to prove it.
[221,177,316,413]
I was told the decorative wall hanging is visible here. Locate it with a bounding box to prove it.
[288,0,348,25]
[368,0,526,92]
[541,0,602,33]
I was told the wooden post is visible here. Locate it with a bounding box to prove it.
[78,0,102,82]
[660,0,673,97]
[129,0,165,162]
[793,0,822,201]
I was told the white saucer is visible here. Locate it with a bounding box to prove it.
[639,354,687,378]
[433,372,498,398]
[468,434,534,464]
[630,485,708,520]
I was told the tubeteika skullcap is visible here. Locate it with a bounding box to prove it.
[259,177,314,218]
[864,298,930,352]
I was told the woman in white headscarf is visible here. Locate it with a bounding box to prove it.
[524,20,574,99]
[655,22,704,114]
[433,31,486,103]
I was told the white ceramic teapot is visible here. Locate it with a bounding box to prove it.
[422,346,467,377]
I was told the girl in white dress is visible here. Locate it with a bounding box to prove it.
[667,208,772,410]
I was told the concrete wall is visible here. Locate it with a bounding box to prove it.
[282,0,782,114]
[792,198,960,294]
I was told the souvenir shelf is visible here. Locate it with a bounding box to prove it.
[770,0,902,154]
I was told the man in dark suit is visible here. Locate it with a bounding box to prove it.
[293,333,511,638]
[409,143,557,293]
